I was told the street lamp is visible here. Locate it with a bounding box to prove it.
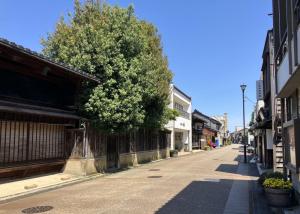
[240,84,247,163]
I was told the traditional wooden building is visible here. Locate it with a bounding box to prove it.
[0,38,171,178]
[191,110,221,149]
[0,38,99,178]
[252,31,275,169]
[192,110,206,149]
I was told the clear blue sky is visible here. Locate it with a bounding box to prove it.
[0,0,272,131]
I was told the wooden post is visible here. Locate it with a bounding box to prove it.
[26,122,30,161]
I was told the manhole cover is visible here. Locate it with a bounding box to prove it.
[148,176,162,178]
[22,206,53,213]
[149,169,160,171]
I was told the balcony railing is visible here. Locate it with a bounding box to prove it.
[177,109,190,119]
[193,127,203,133]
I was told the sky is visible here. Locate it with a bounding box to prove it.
[0,0,272,131]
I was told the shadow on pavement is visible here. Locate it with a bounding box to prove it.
[215,164,239,174]
[215,163,258,177]
[234,154,244,161]
[155,179,238,214]
[156,162,271,214]
[215,154,258,177]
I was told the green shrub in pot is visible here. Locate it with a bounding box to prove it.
[258,171,284,186]
[263,178,292,190]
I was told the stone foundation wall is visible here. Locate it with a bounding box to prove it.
[63,156,106,176]
[64,149,169,176]
[119,153,137,168]
[119,149,169,168]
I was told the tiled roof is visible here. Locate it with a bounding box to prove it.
[173,85,192,101]
[0,38,100,83]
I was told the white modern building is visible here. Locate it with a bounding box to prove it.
[165,84,192,152]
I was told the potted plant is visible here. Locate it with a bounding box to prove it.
[170,150,178,157]
[263,178,292,207]
[258,171,284,186]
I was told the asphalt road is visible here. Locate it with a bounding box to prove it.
[0,144,249,214]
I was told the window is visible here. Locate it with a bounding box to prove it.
[286,92,299,121]
[174,102,184,111]
[273,0,288,64]
[174,102,190,119]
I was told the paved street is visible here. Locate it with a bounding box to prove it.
[0,144,257,214]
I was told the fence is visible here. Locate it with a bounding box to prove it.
[0,112,170,168]
[0,112,75,167]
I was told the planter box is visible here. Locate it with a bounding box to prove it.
[170,151,178,157]
[265,188,292,207]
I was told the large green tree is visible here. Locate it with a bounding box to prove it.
[42,1,177,132]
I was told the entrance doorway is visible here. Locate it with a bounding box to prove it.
[175,132,183,151]
[107,135,119,169]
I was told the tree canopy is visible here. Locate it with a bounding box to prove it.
[42,0,177,132]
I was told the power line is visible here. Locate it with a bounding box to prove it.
[245,96,256,105]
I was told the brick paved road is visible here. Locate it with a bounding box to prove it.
[0,144,254,214]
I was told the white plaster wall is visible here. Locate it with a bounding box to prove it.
[277,54,290,94]
[266,129,273,150]
[254,100,264,118]
[165,84,192,151]
[174,117,191,131]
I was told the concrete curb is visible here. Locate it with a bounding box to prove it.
[256,163,263,175]
[0,157,174,204]
[0,174,105,204]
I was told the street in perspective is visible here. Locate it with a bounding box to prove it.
[0,0,300,213]
[0,145,257,214]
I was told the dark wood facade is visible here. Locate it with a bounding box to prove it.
[67,124,170,171]
[0,38,98,178]
[192,110,205,149]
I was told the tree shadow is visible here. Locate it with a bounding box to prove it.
[215,160,259,178]
[155,179,235,214]
[234,154,244,161]
[215,164,239,174]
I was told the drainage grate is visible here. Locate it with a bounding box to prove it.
[22,206,54,214]
[149,169,160,171]
[148,176,162,178]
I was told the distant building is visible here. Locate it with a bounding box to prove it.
[212,113,229,146]
[232,128,252,145]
